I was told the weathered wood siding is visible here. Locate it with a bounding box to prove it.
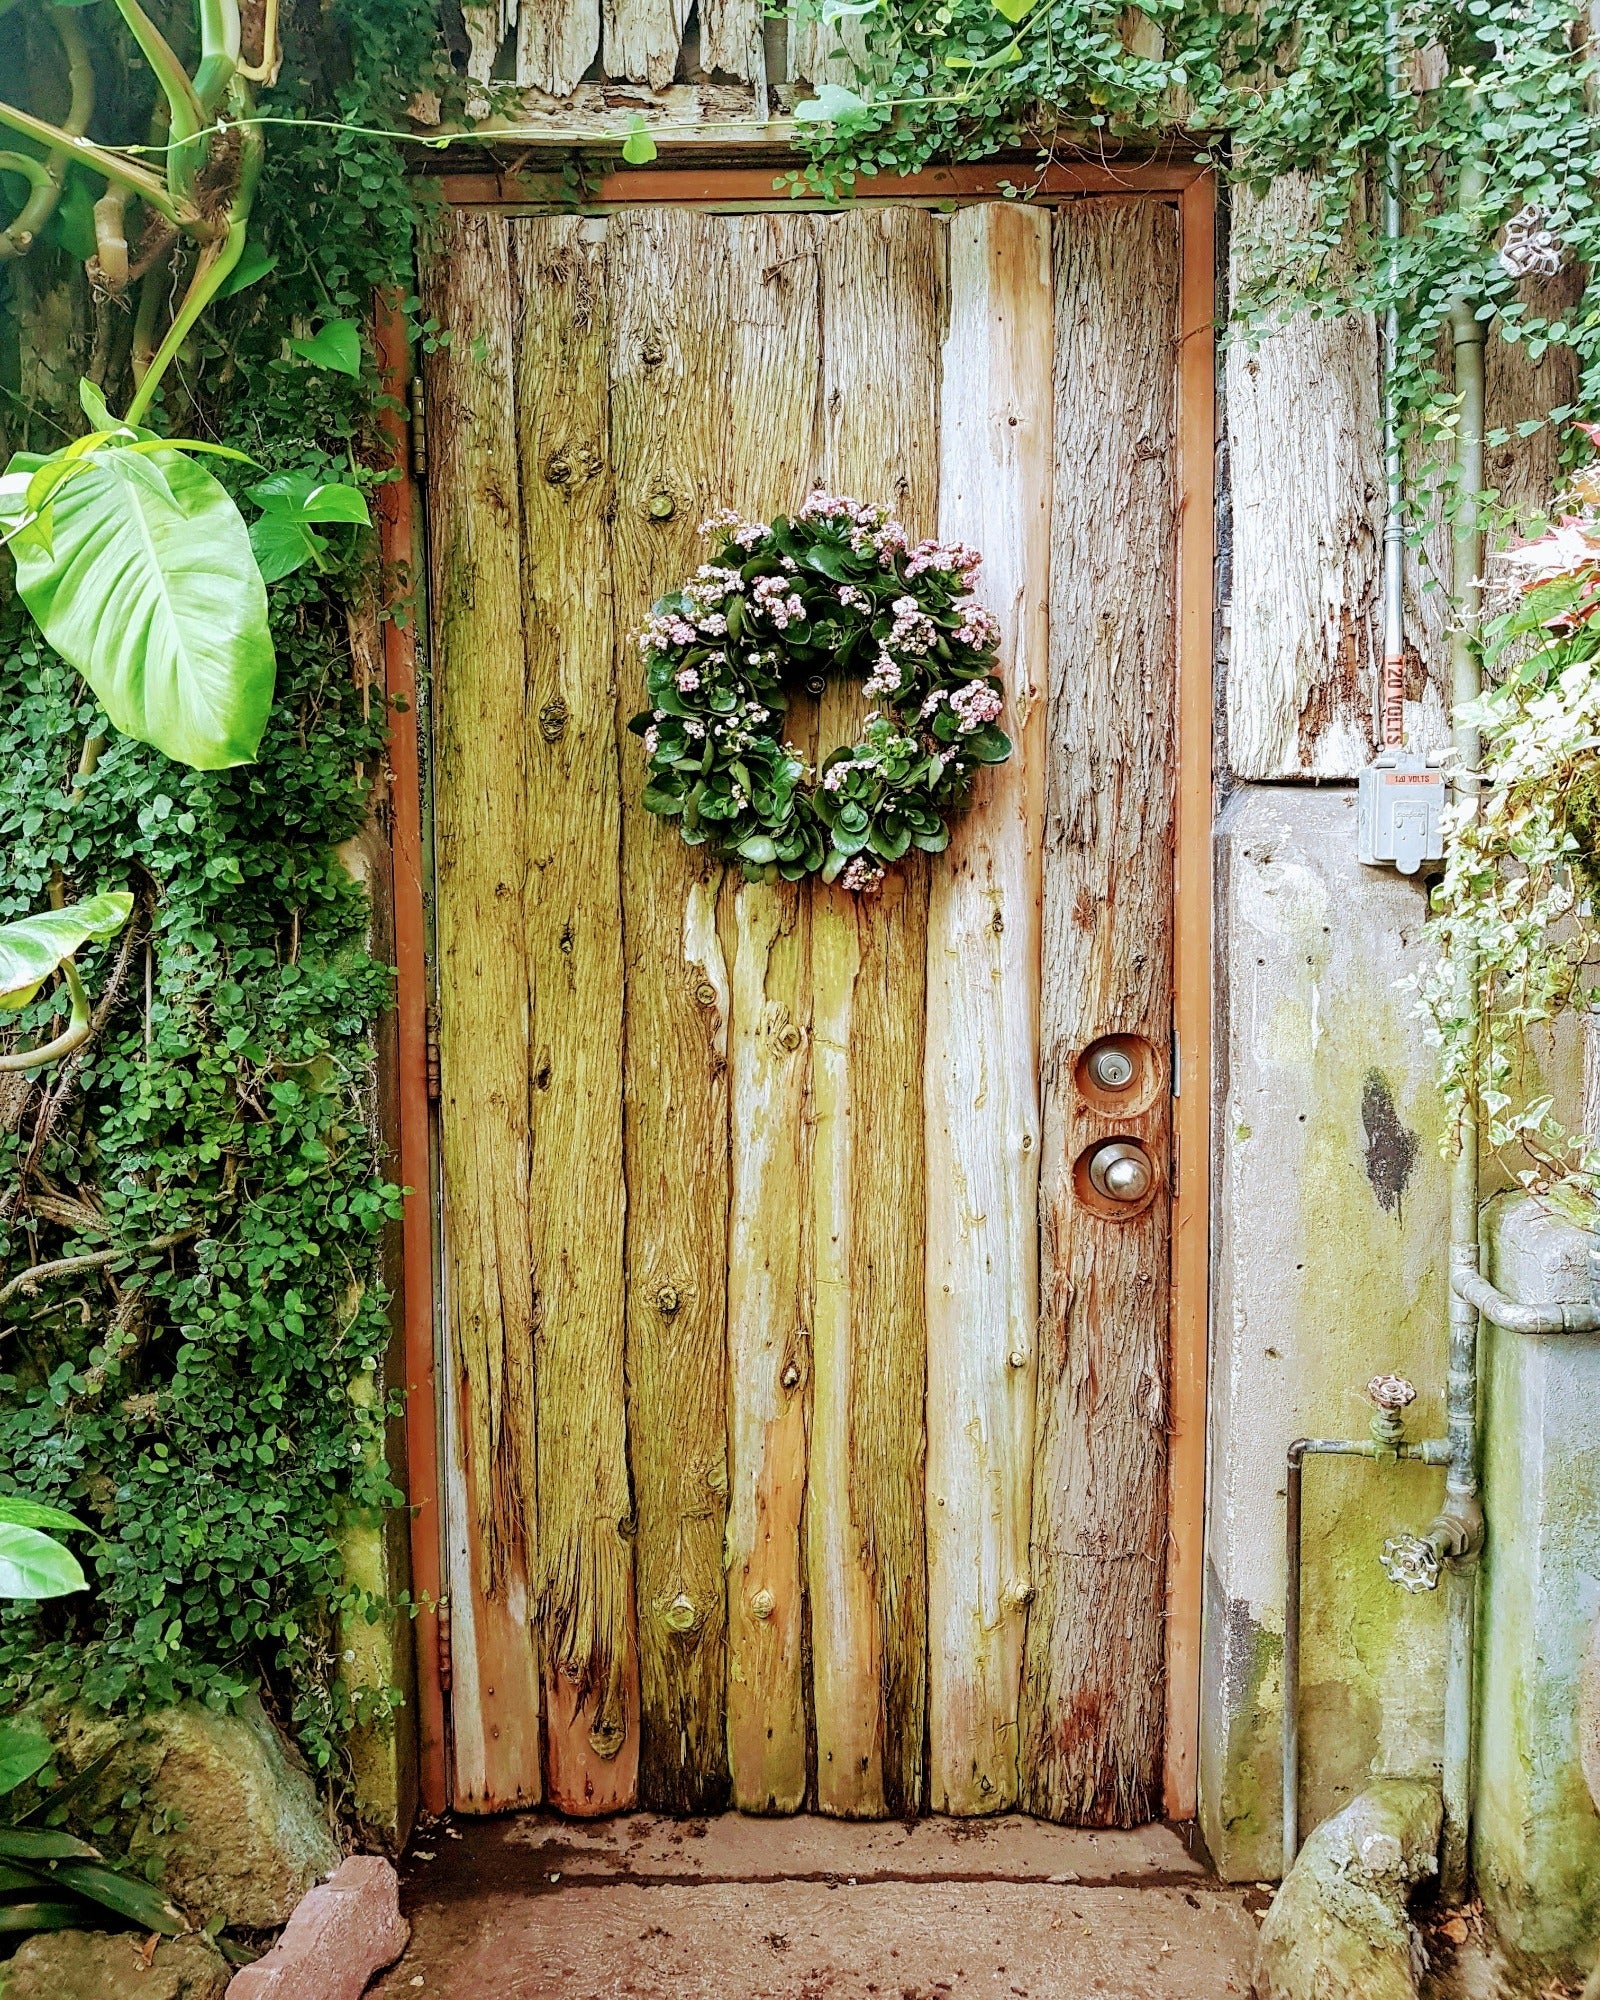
[925,202,1052,1816]
[1228,177,1582,779]
[1023,202,1180,1826]
[429,200,1188,1825]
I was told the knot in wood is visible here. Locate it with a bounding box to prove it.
[777,1024,802,1053]
[1008,1349,1028,1369]
[588,1713,626,1761]
[543,453,572,485]
[750,1588,776,1621]
[641,334,666,366]
[694,981,717,1007]
[648,492,675,520]
[662,1591,697,1634]
[781,1363,801,1391]
[656,1285,680,1315]
[539,696,568,742]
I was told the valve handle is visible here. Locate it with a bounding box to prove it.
[1379,1532,1441,1594]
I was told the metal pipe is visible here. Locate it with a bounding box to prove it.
[1380,0,1406,748]
[1440,151,1488,1901]
[1283,1429,1451,1876]
[1452,1265,1600,1335]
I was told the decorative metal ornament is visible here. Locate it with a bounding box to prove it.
[1499,204,1566,280]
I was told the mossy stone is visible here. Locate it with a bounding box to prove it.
[0,1929,230,2000]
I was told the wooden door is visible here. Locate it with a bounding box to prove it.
[422,198,1184,1824]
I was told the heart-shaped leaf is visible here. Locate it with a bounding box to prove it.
[286,319,362,377]
[0,894,133,1010]
[246,471,371,583]
[5,443,276,769]
[794,82,870,122]
[621,114,658,166]
[0,1523,86,1599]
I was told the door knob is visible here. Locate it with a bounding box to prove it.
[1087,1140,1153,1204]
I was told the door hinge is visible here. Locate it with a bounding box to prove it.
[409,376,427,480]
[425,1005,441,1102]
[436,1596,453,1693]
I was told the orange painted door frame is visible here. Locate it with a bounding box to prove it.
[379,160,1216,1822]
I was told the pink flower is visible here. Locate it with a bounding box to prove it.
[643,725,660,756]
[839,856,885,894]
[676,665,701,692]
[950,682,1003,731]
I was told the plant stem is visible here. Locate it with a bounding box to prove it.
[124,82,261,427]
[0,960,90,1074]
[193,0,242,117]
[0,9,95,260]
[0,100,190,227]
[107,0,205,206]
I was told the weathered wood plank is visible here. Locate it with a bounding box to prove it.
[700,0,767,91]
[608,208,735,1813]
[604,0,692,92]
[1022,201,1180,1828]
[809,206,942,1818]
[516,0,602,97]
[925,202,1051,1816]
[788,0,868,87]
[721,214,822,1816]
[1226,176,1382,780]
[423,212,543,1811]
[511,216,639,1815]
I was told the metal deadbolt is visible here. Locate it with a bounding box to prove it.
[1087,1140,1153,1205]
[1087,1045,1135,1091]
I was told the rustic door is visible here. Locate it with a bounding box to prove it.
[422,197,1186,1825]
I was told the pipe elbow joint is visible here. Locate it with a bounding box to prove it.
[1431,1492,1484,1564]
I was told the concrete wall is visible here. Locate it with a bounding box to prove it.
[1201,785,1451,1881]
[1476,1197,1600,1985]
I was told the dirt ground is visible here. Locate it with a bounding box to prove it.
[371,1813,1267,2000]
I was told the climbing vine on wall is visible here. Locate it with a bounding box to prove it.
[0,0,443,1770]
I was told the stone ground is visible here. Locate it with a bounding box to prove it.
[370,1813,1268,2000]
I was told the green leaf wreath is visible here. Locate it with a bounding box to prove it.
[628,492,1011,892]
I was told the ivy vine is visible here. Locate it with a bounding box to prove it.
[0,0,439,1775]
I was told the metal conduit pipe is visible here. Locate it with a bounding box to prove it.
[1281,1379,1451,1877]
[1452,1266,1600,1335]
[1440,187,1488,1902]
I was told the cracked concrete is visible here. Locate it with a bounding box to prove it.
[370,1814,1263,1999]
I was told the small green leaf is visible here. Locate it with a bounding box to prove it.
[0,1523,87,1599]
[0,894,133,1009]
[990,0,1039,20]
[249,514,328,585]
[286,320,362,377]
[246,471,370,525]
[0,1728,52,1798]
[621,115,658,166]
[46,171,96,260]
[793,82,870,122]
[214,241,278,300]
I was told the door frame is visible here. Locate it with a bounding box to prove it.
[378,158,1216,1823]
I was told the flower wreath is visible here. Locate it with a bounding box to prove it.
[628,491,1011,893]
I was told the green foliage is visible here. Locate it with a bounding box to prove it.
[0,0,436,1771]
[1,425,276,772]
[794,0,1600,468]
[247,472,370,585]
[0,896,131,1012]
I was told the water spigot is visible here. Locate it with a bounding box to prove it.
[1367,1374,1416,1452]
[1380,1531,1442,1593]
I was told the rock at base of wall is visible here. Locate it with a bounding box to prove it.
[37,1693,341,1928]
[1253,1778,1443,2000]
[225,1855,409,2000]
[0,1929,231,2000]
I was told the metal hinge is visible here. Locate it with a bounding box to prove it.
[409,376,427,480]
[436,1596,453,1693]
[425,1005,441,1103]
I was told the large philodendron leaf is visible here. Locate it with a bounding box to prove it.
[0,1523,85,1599]
[4,444,276,769]
[0,893,133,1010]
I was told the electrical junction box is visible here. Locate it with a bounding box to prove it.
[1358,748,1448,875]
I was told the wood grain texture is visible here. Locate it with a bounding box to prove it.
[700,0,766,90]
[1022,201,1180,1828]
[720,214,822,1816]
[512,216,639,1815]
[788,0,869,87]
[1485,269,1581,536]
[808,207,942,1818]
[604,0,692,91]
[516,0,602,96]
[424,212,542,1810]
[608,208,735,1813]
[1226,177,1382,780]
[925,203,1051,1816]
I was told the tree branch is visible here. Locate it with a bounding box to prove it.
[0,99,193,229]
[0,1228,200,1312]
